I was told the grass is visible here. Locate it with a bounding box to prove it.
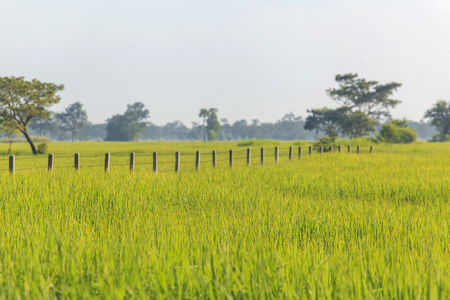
[0,140,449,298]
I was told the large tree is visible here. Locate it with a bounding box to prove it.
[326,73,402,121]
[57,102,89,141]
[0,76,64,154]
[424,100,450,141]
[105,102,149,141]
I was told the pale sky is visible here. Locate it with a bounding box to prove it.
[1,0,449,125]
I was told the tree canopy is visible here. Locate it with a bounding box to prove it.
[326,73,402,121]
[56,102,89,141]
[105,102,149,141]
[0,76,64,154]
[424,100,450,141]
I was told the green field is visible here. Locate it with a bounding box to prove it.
[0,141,449,298]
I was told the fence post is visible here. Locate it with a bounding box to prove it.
[175,152,180,172]
[348,146,351,153]
[104,153,110,172]
[330,146,333,153]
[48,153,54,172]
[153,152,158,173]
[357,145,360,154]
[229,150,233,168]
[212,150,217,168]
[247,148,251,166]
[338,145,341,153]
[261,147,265,166]
[74,153,80,171]
[289,146,293,161]
[309,146,312,155]
[9,155,15,175]
[275,146,279,164]
[320,146,323,154]
[298,146,302,158]
[130,152,135,172]
[196,151,200,171]
[370,146,373,154]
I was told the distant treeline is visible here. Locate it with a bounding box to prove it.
[23,113,436,141]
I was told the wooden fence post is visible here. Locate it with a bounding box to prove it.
[289,146,293,161]
[175,152,180,172]
[357,145,360,154]
[338,145,341,153]
[330,146,333,153]
[212,150,217,168]
[275,146,279,164]
[229,150,233,168]
[153,152,158,173]
[298,146,302,158]
[370,146,373,154]
[320,146,323,154]
[348,146,351,153]
[130,152,135,172]
[9,155,15,175]
[48,153,54,172]
[247,148,251,166]
[261,147,265,166]
[309,145,312,155]
[74,153,80,171]
[104,153,110,172]
[196,151,200,171]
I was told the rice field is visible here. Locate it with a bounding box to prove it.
[0,140,449,298]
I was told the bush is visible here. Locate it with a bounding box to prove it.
[313,136,337,152]
[379,120,417,144]
[36,143,48,155]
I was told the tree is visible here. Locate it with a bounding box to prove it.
[304,107,346,138]
[340,111,375,139]
[199,108,210,142]
[0,120,20,154]
[57,102,89,141]
[0,76,64,154]
[378,119,417,143]
[206,108,221,141]
[424,100,450,141]
[105,102,149,141]
[326,73,402,121]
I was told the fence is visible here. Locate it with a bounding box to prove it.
[4,145,373,174]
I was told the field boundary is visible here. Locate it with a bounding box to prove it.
[4,145,373,174]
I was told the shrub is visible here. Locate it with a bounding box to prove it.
[313,136,337,152]
[36,143,48,155]
[379,119,417,144]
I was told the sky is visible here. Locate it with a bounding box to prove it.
[1,0,450,126]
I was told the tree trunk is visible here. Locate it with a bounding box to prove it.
[21,129,37,155]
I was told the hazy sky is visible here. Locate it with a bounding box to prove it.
[1,0,450,125]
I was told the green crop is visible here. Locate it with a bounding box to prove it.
[0,141,449,298]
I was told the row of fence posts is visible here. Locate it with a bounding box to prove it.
[7,145,373,174]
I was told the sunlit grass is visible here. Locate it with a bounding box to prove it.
[0,141,449,298]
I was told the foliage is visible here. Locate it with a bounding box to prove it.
[105,102,149,141]
[326,73,402,121]
[0,141,449,297]
[424,100,450,141]
[36,142,48,154]
[378,119,417,144]
[206,108,221,141]
[56,102,89,141]
[313,136,337,152]
[0,76,64,154]
[305,73,401,139]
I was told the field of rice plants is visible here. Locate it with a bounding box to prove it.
[0,140,449,298]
